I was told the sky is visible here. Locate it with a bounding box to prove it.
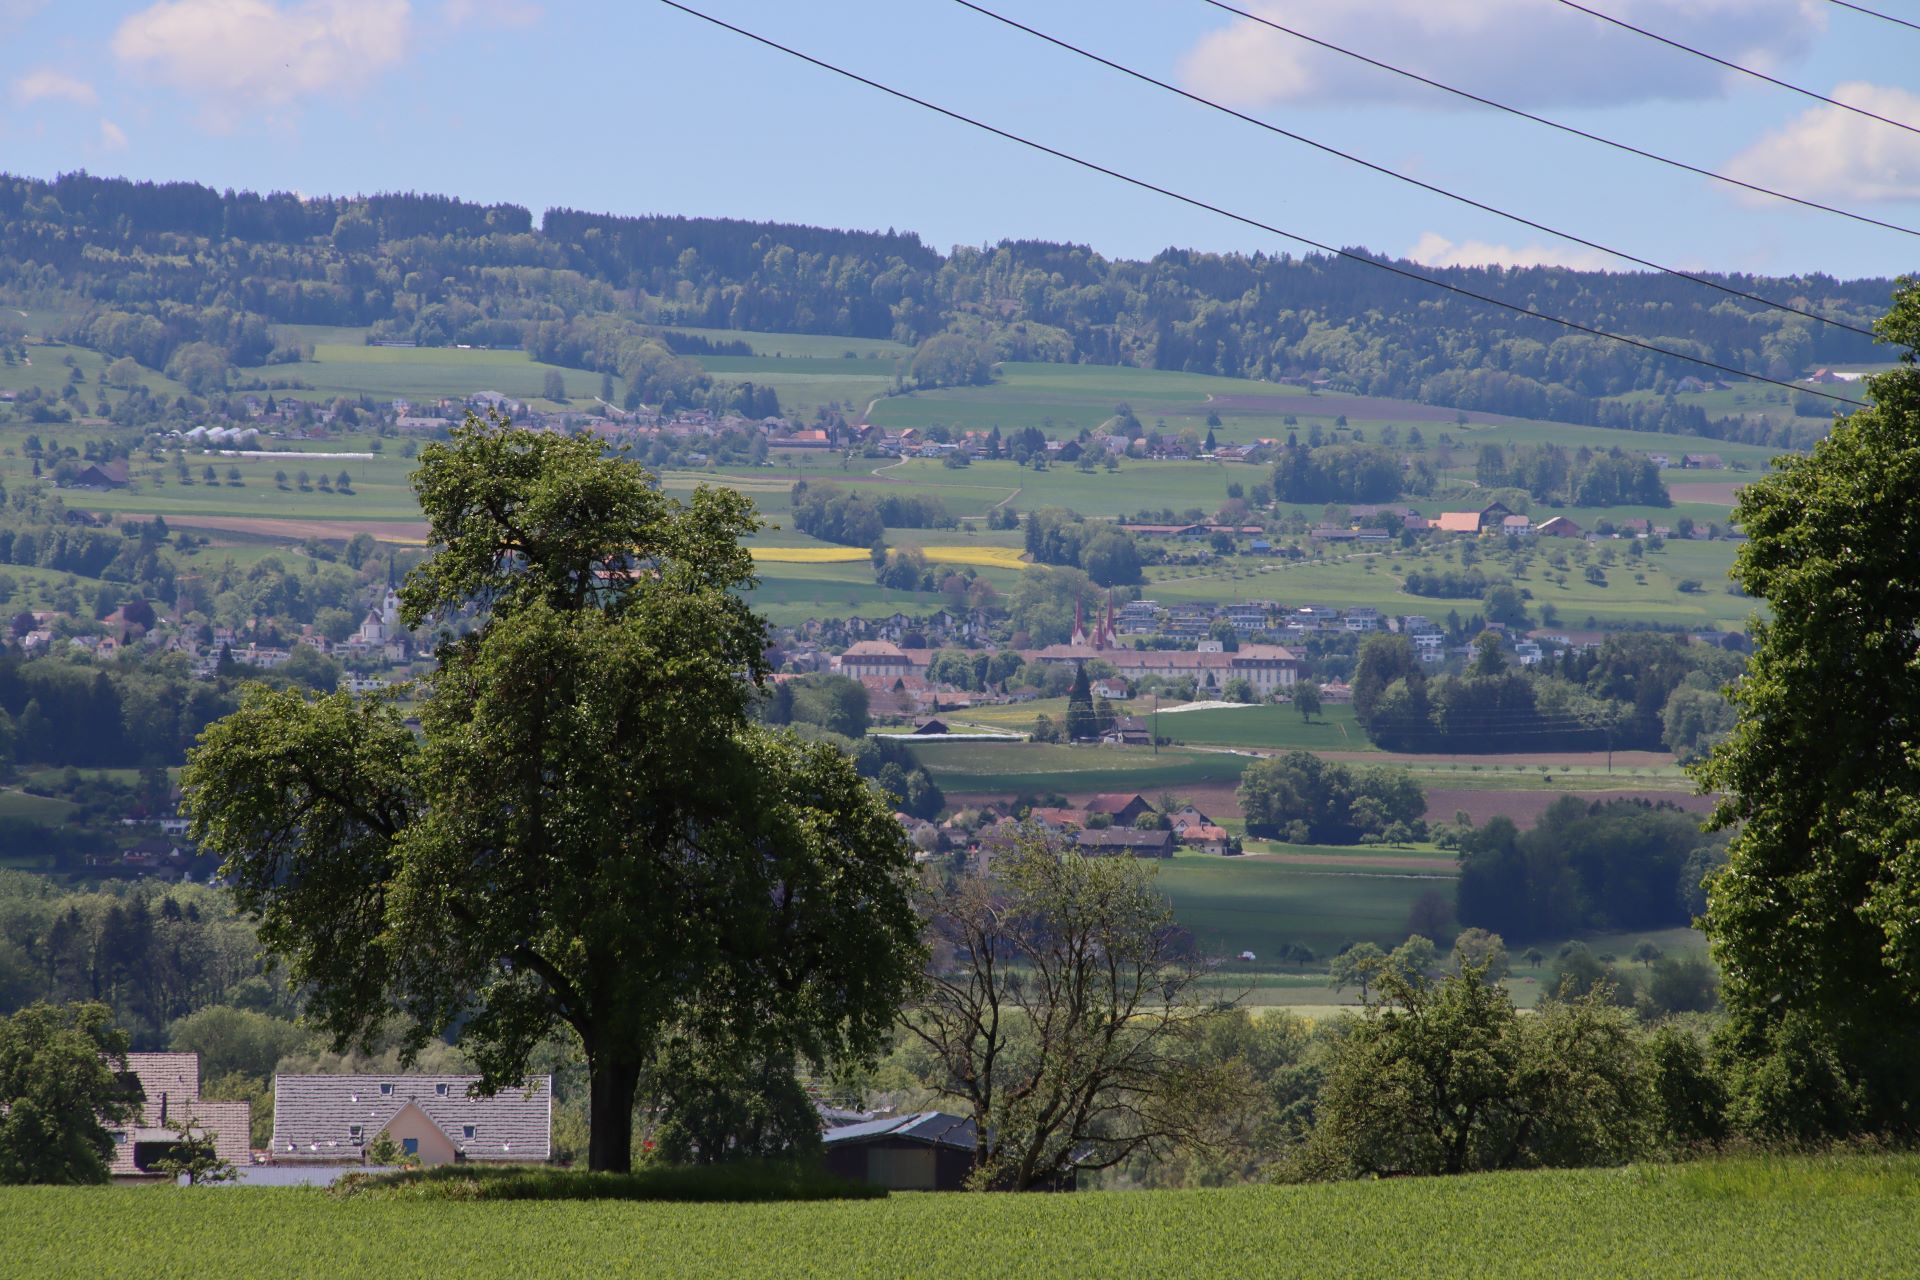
[3,0,1919,281]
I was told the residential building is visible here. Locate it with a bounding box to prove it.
[105,1053,251,1179]
[270,1074,552,1166]
[836,640,917,680]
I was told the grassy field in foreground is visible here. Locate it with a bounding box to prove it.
[8,1157,1919,1278]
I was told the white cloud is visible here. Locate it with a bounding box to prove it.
[100,119,129,151]
[1179,0,1825,110]
[443,0,537,28]
[1405,231,1618,272]
[112,0,411,111]
[11,68,98,107]
[1725,82,1920,203]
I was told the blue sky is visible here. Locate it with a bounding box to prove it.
[4,0,1918,280]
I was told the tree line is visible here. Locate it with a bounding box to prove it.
[0,172,1885,438]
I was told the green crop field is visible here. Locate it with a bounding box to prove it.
[0,449,426,525]
[914,741,1249,795]
[1153,703,1373,752]
[9,1156,1919,1278]
[1156,851,1452,960]
[290,343,598,406]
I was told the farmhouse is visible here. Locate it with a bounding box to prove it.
[104,1053,251,1179]
[1536,516,1584,538]
[1178,824,1237,855]
[271,1074,552,1166]
[69,461,130,489]
[1081,793,1156,826]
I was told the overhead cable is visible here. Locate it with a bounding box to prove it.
[1197,0,1920,238]
[1827,0,1920,34]
[957,0,1876,338]
[1552,0,1920,136]
[655,0,1867,407]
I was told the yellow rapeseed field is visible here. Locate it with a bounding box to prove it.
[749,546,869,563]
[920,545,1030,569]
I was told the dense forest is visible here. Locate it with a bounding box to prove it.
[0,172,1886,439]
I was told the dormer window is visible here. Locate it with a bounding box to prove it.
[463,1125,475,1139]
[349,1125,363,1141]
[379,1083,393,1096]
[436,1083,449,1097]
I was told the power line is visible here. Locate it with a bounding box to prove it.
[1553,0,1920,137]
[1197,0,1920,239]
[956,0,1877,339]
[657,0,1868,408]
[1827,0,1920,33]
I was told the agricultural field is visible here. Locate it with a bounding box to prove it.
[1157,849,1453,962]
[7,1157,1920,1278]
[914,740,1250,796]
[290,342,600,408]
[0,445,425,526]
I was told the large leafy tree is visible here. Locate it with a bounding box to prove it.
[185,418,923,1171]
[0,1002,136,1185]
[1696,283,1920,1138]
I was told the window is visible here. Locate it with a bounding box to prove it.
[349,1126,363,1141]
[402,1138,419,1157]
[112,1131,127,1145]
[379,1083,393,1096]
[436,1083,448,1097]
[463,1125,475,1140]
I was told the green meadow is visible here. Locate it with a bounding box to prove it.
[7,1156,1919,1278]
[1156,850,1453,961]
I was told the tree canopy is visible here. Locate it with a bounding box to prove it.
[0,1001,136,1185]
[184,416,924,1171]
[1696,280,1920,1139]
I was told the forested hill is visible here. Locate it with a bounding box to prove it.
[0,171,1891,432]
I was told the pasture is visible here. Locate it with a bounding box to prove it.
[8,1156,1919,1278]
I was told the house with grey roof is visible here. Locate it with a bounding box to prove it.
[104,1052,251,1178]
[270,1074,552,1166]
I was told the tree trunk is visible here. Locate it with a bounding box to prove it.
[586,1057,641,1173]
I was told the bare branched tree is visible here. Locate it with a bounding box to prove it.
[904,832,1246,1190]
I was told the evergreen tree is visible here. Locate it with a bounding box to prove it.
[1065,662,1097,742]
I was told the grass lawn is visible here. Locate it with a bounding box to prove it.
[9,1156,1919,1277]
